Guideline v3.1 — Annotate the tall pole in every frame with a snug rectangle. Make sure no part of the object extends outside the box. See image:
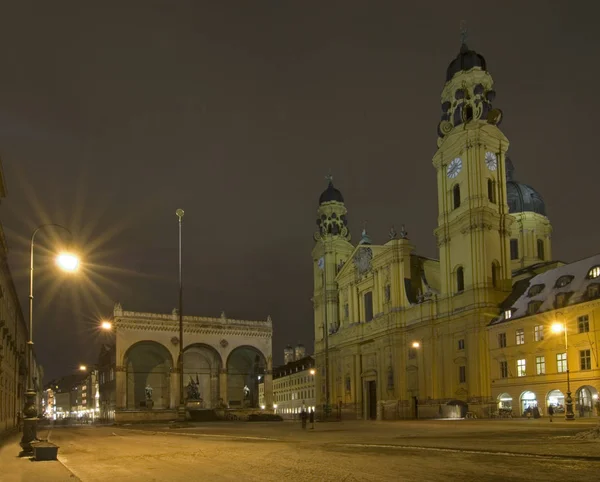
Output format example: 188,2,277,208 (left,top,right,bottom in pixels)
176,209,185,421
20,224,73,454
564,322,574,420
